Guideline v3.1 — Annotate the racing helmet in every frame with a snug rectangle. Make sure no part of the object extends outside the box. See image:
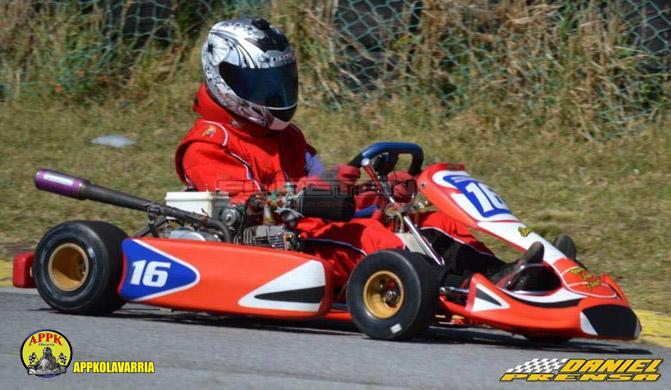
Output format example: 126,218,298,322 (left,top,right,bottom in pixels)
202,18,298,130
